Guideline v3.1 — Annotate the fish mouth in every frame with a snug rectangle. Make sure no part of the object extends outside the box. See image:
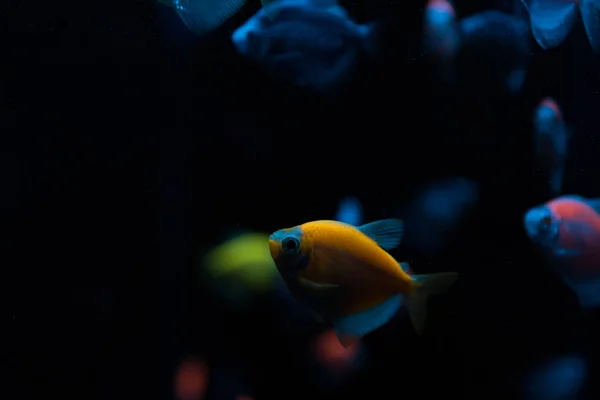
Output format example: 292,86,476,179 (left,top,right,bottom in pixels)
268,239,280,259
